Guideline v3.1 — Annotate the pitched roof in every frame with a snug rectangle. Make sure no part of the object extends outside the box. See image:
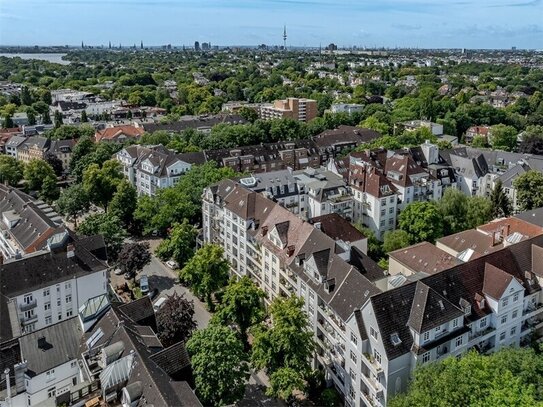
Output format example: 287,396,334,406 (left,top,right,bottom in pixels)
482,263,516,299
389,242,460,275
310,213,365,243
515,207,543,228
19,317,82,376
95,125,144,142
406,281,464,334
